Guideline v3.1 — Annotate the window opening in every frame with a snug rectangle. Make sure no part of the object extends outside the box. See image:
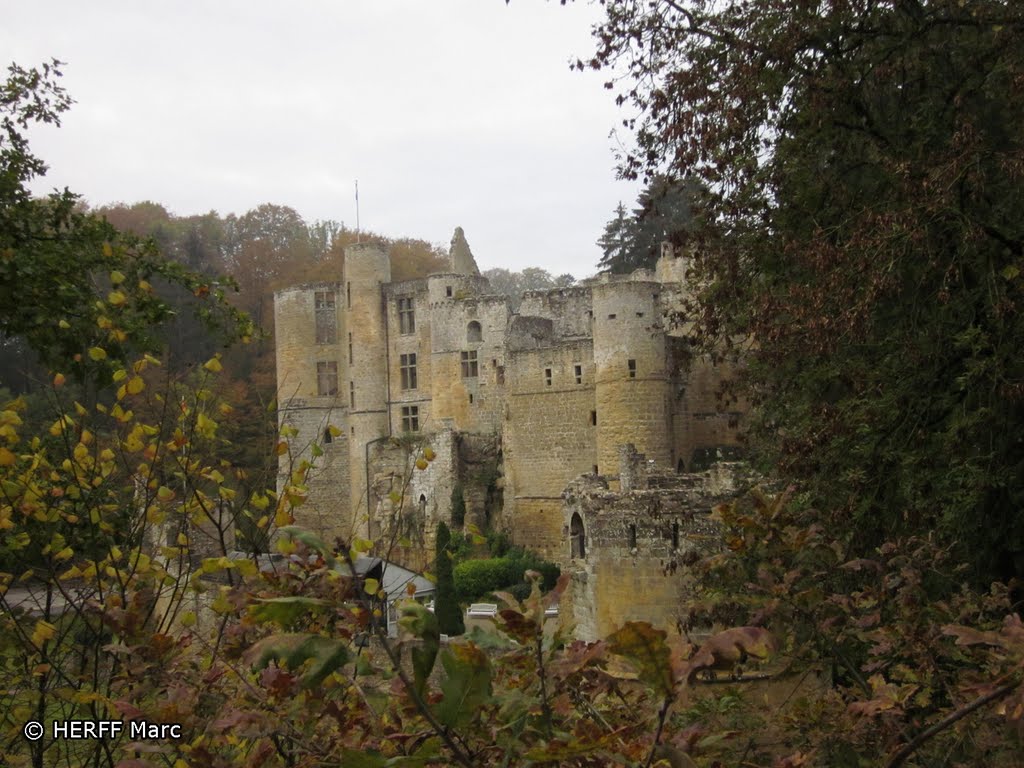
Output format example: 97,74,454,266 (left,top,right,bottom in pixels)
316,361,338,396
400,353,417,390
401,405,420,433
590,410,597,426
544,368,552,386
467,321,482,342
314,291,337,344
398,297,415,335
348,332,353,364
672,521,680,550
461,350,478,378
628,359,637,378
324,428,333,444
445,285,453,297
349,380,355,408
608,313,617,319
570,512,586,559
628,523,637,550
346,282,351,306
469,393,474,404
574,364,582,384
